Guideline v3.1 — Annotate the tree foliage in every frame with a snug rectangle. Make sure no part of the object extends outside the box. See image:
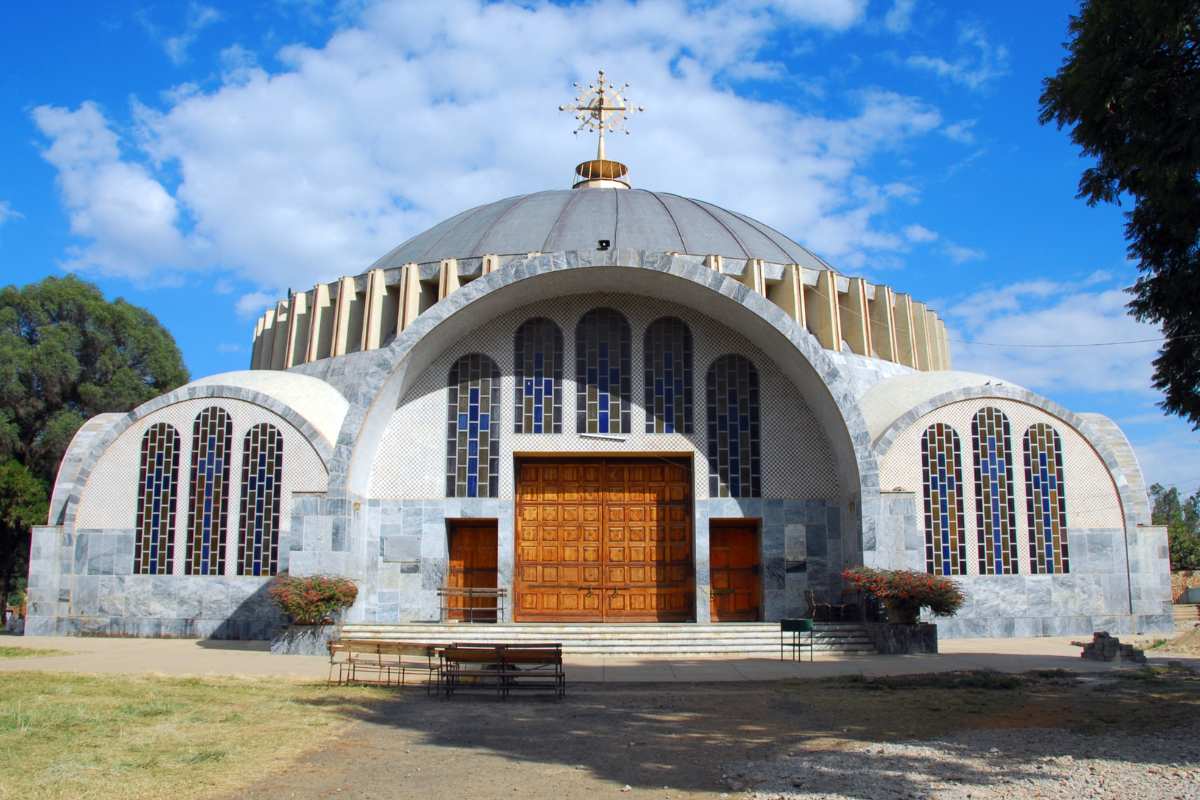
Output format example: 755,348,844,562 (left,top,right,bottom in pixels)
1150,482,1200,570
1039,1,1200,427
0,276,188,615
